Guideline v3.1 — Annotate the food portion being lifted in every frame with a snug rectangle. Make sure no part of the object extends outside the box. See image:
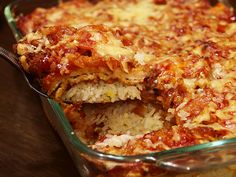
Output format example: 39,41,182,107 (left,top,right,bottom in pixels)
17,25,149,103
